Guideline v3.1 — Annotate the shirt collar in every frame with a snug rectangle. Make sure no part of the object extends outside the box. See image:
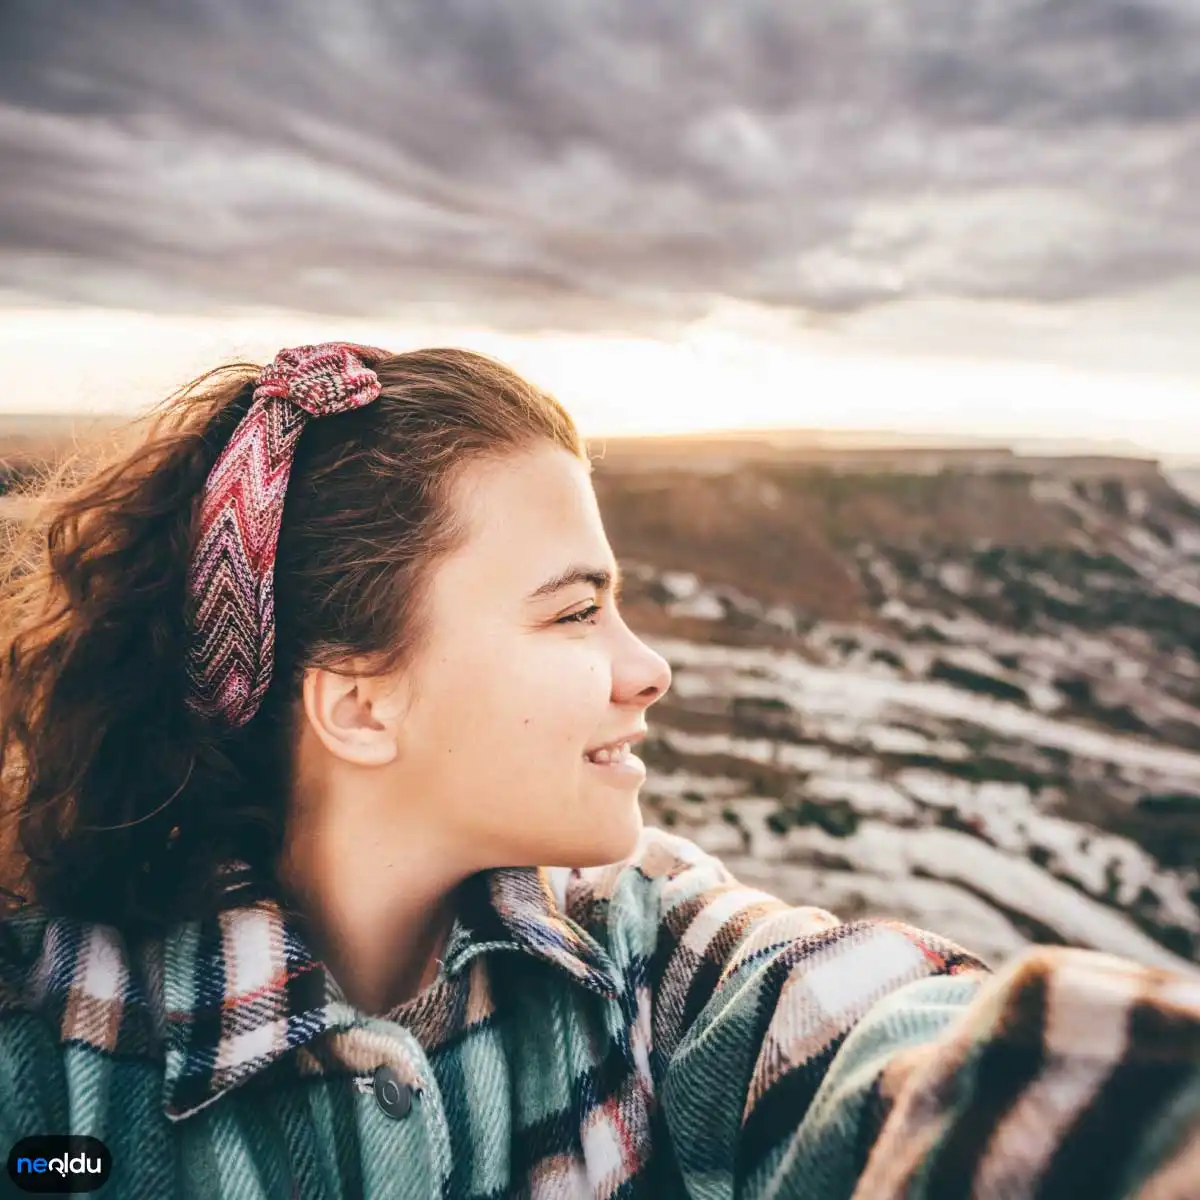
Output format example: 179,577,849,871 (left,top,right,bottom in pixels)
442,864,620,992
157,860,620,1120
